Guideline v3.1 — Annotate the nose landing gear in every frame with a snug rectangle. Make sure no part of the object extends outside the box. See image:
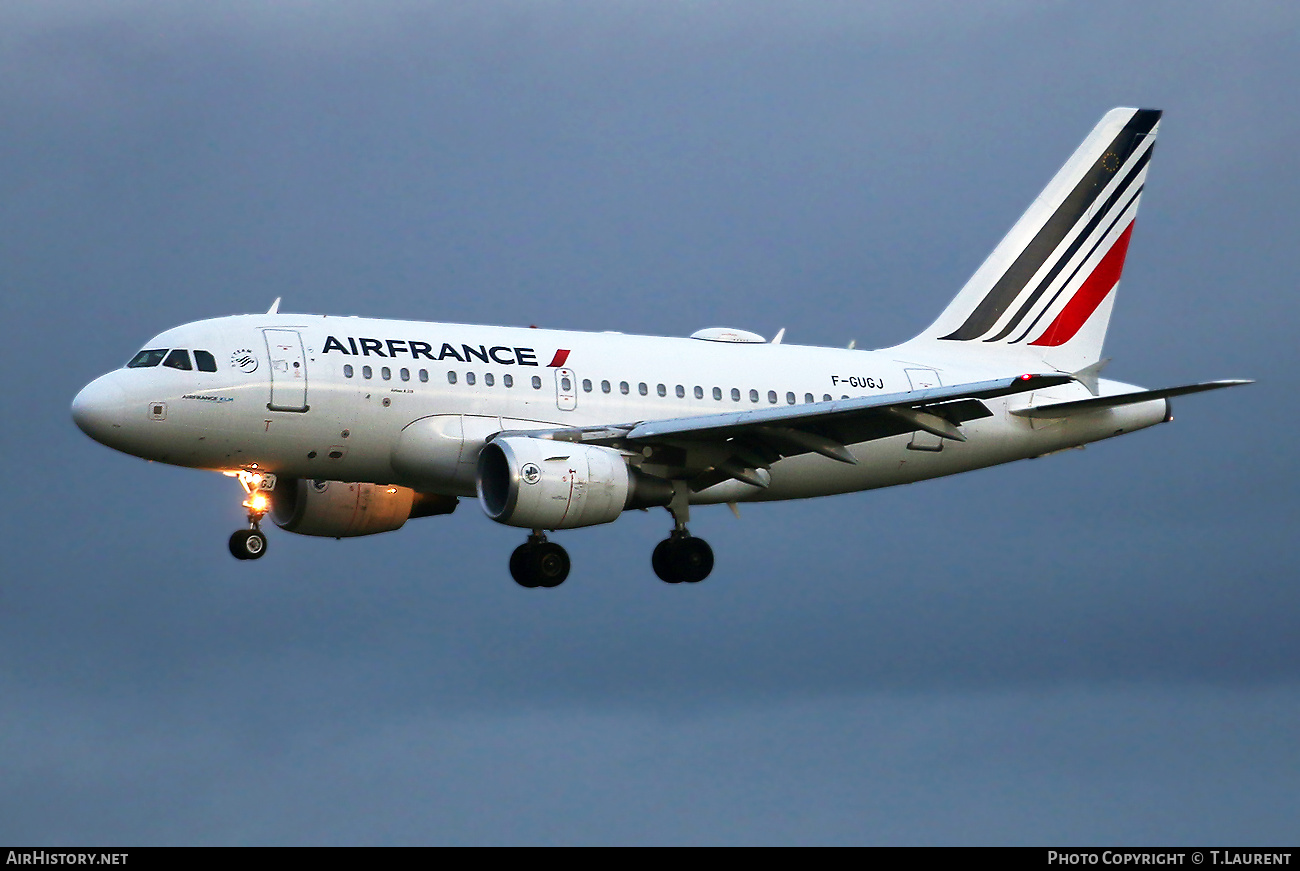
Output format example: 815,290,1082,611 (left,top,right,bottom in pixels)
227,470,274,561
229,527,267,560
